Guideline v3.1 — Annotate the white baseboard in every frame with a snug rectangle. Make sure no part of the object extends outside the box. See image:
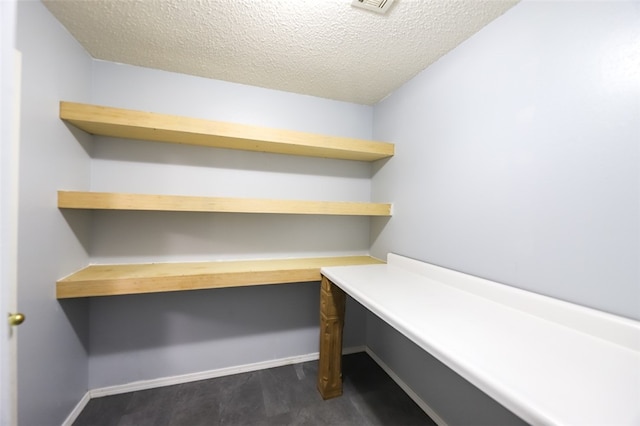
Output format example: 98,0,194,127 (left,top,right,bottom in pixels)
86,345,366,400
61,391,91,426
92,353,307,398
365,347,447,426
62,350,342,425
62,345,442,426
